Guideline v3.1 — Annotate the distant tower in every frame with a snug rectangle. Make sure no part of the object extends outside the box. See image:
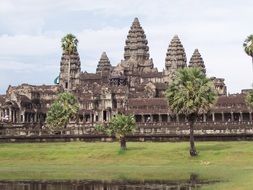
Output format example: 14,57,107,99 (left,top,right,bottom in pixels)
59,53,81,91
189,49,206,74
164,35,187,83
96,52,112,75
59,34,81,91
